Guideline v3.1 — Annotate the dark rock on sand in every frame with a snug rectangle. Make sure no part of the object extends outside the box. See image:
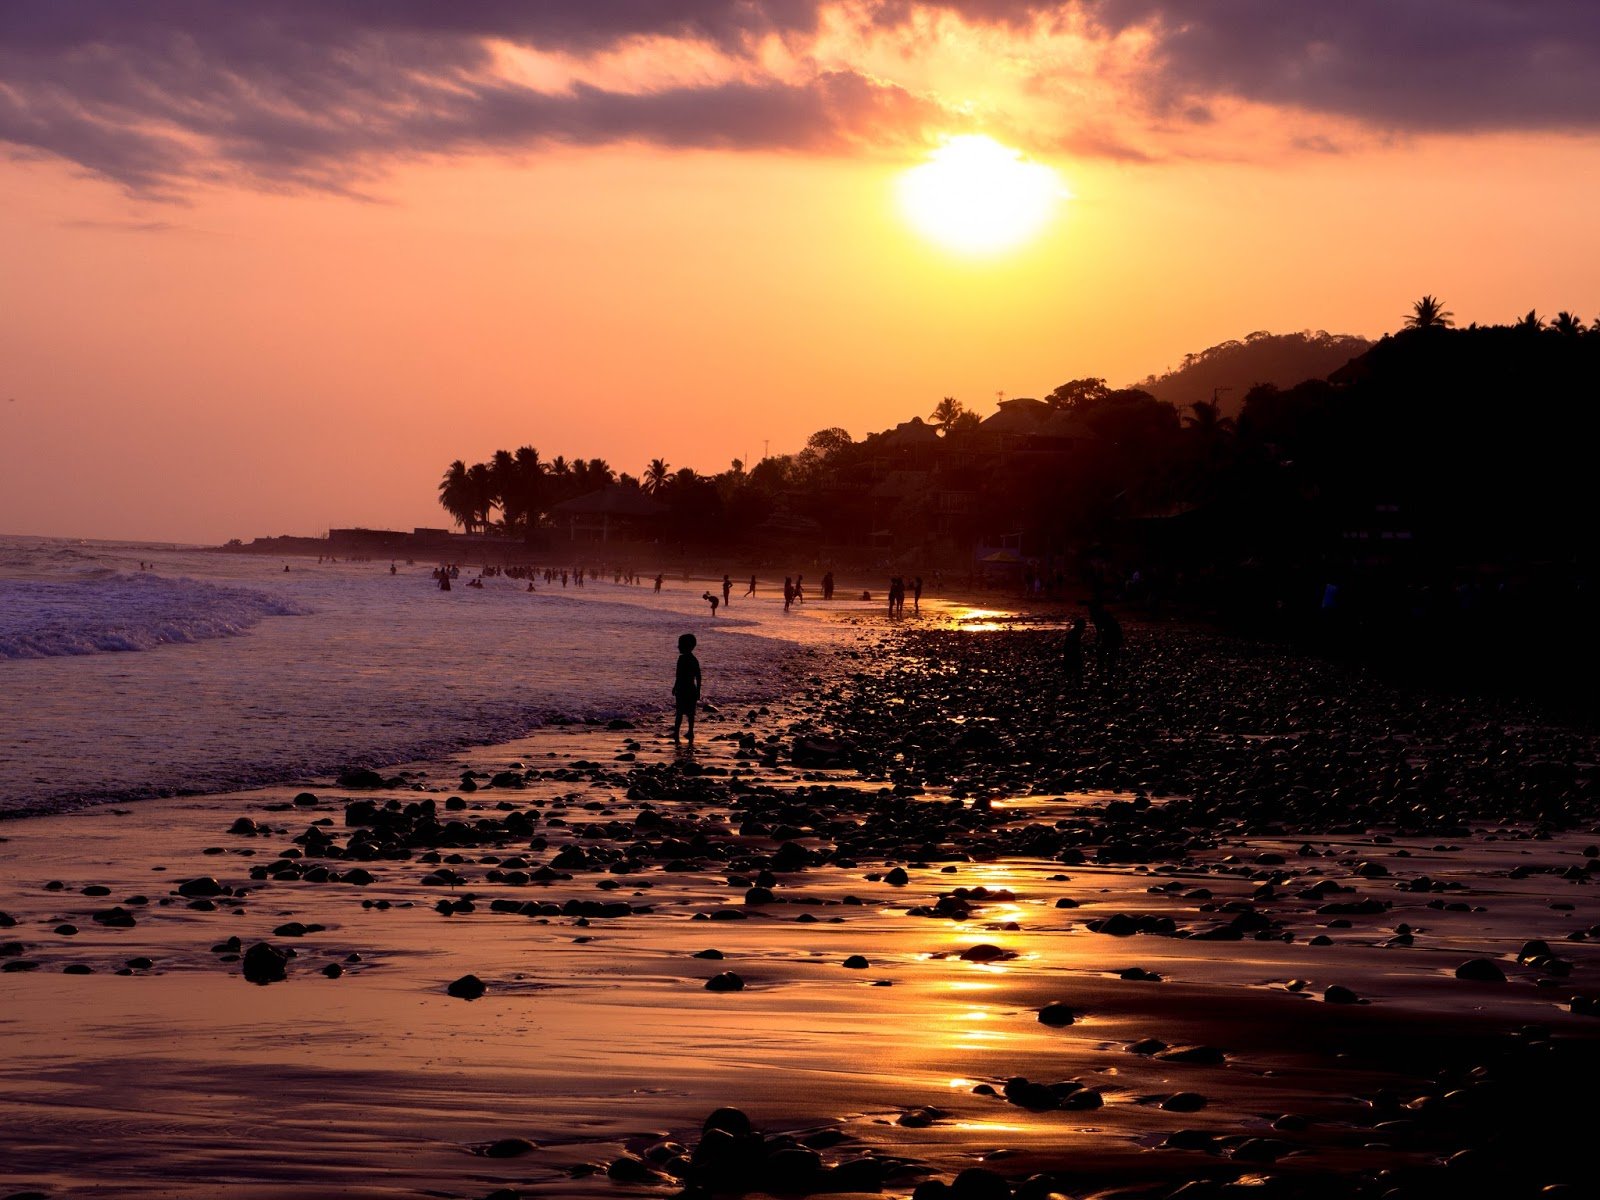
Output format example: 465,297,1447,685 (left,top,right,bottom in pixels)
447,974,487,1000
482,1137,537,1158
842,955,870,969
1324,984,1363,1004
92,907,136,928
1036,1002,1077,1027
242,941,289,985
705,972,745,992
1456,957,1508,983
